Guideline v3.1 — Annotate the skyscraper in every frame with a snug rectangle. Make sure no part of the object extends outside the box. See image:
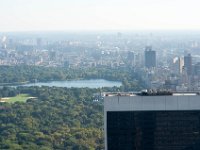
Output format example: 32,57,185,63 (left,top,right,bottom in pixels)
104,92,200,150
172,57,184,74
144,46,156,68
184,54,192,76
127,51,135,67
194,62,200,76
